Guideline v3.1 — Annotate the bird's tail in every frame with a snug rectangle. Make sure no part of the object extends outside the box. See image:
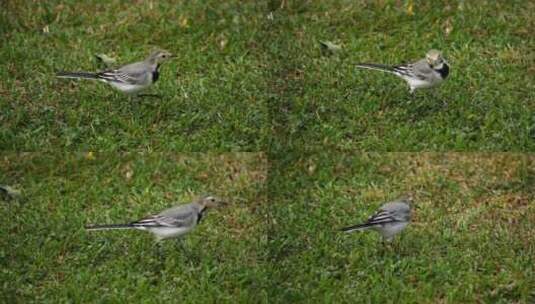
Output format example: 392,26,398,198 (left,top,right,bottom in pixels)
56,71,99,80
85,223,134,231
355,63,396,74
340,222,378,233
